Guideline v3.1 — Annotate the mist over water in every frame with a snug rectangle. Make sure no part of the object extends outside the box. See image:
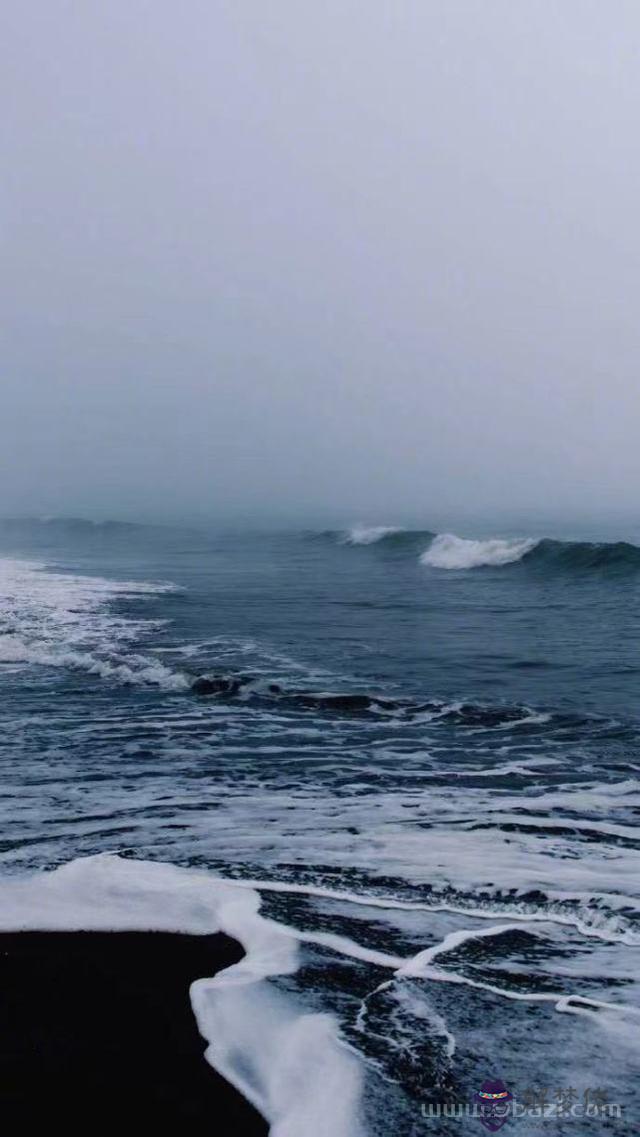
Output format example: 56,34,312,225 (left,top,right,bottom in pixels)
3,2,640,523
